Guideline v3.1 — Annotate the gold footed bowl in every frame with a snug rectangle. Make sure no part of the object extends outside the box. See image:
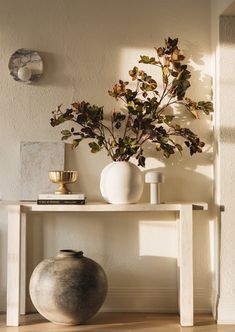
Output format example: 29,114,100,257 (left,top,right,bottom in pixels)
48,171,78,195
